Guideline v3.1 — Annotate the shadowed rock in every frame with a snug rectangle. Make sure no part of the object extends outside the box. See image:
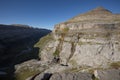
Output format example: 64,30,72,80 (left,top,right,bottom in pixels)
0,24,51,80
